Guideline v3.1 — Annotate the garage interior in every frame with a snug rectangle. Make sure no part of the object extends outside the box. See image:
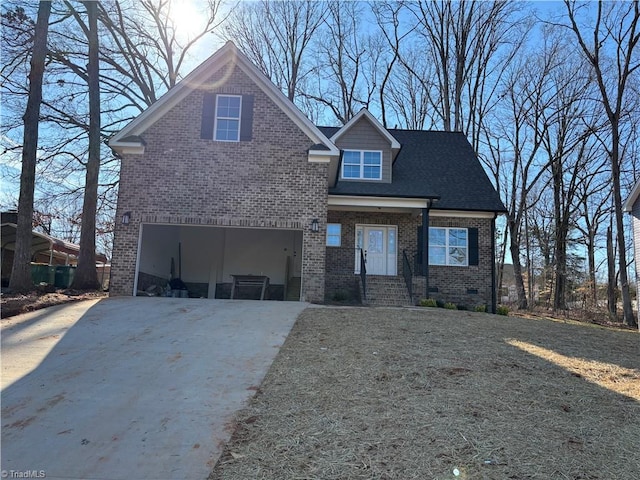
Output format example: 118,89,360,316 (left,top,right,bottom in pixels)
136,224,303,300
